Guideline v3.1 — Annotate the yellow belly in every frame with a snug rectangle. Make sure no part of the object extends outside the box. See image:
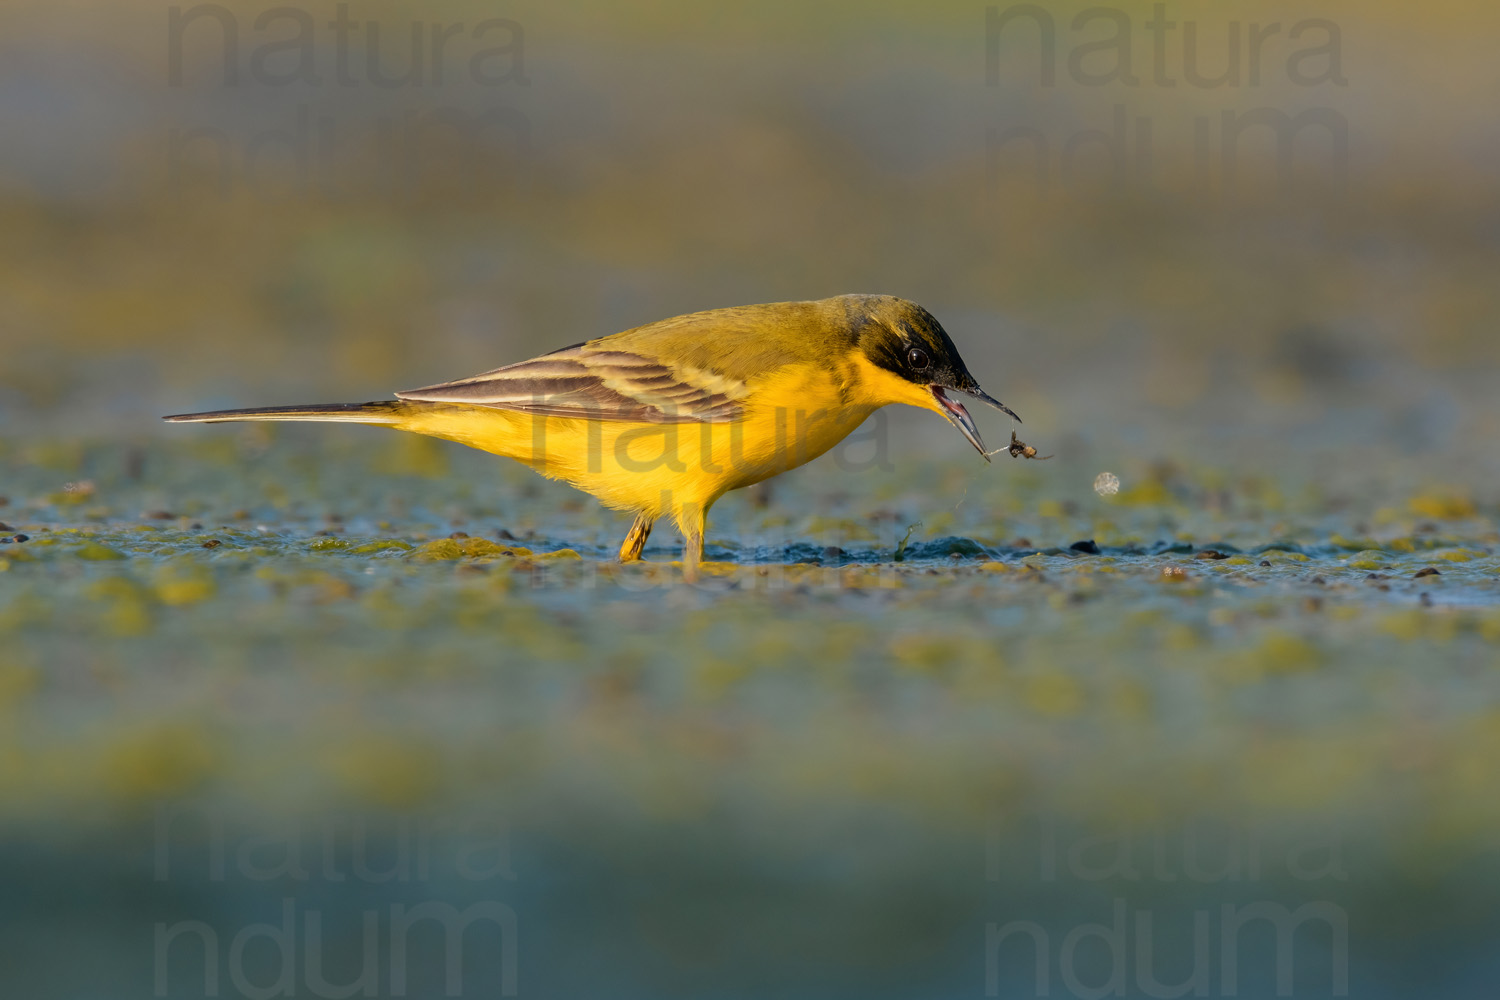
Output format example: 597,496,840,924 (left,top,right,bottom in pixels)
397,363,875,517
